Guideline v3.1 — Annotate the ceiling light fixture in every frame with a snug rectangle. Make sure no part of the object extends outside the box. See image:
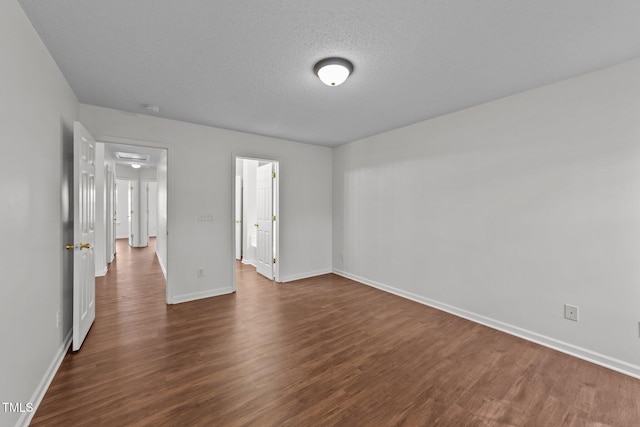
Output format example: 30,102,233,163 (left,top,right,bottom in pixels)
131,163,142,169
314,58,353,86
